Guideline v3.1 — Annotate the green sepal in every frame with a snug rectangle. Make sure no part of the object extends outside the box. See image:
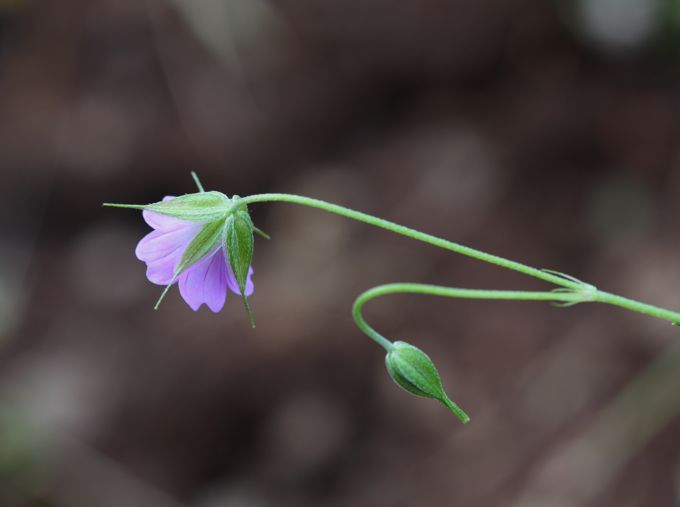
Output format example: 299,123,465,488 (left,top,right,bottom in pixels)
154,219,224,310
224,200,255,327
177,220,224,274
143,191,230,222
385,341,470,424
